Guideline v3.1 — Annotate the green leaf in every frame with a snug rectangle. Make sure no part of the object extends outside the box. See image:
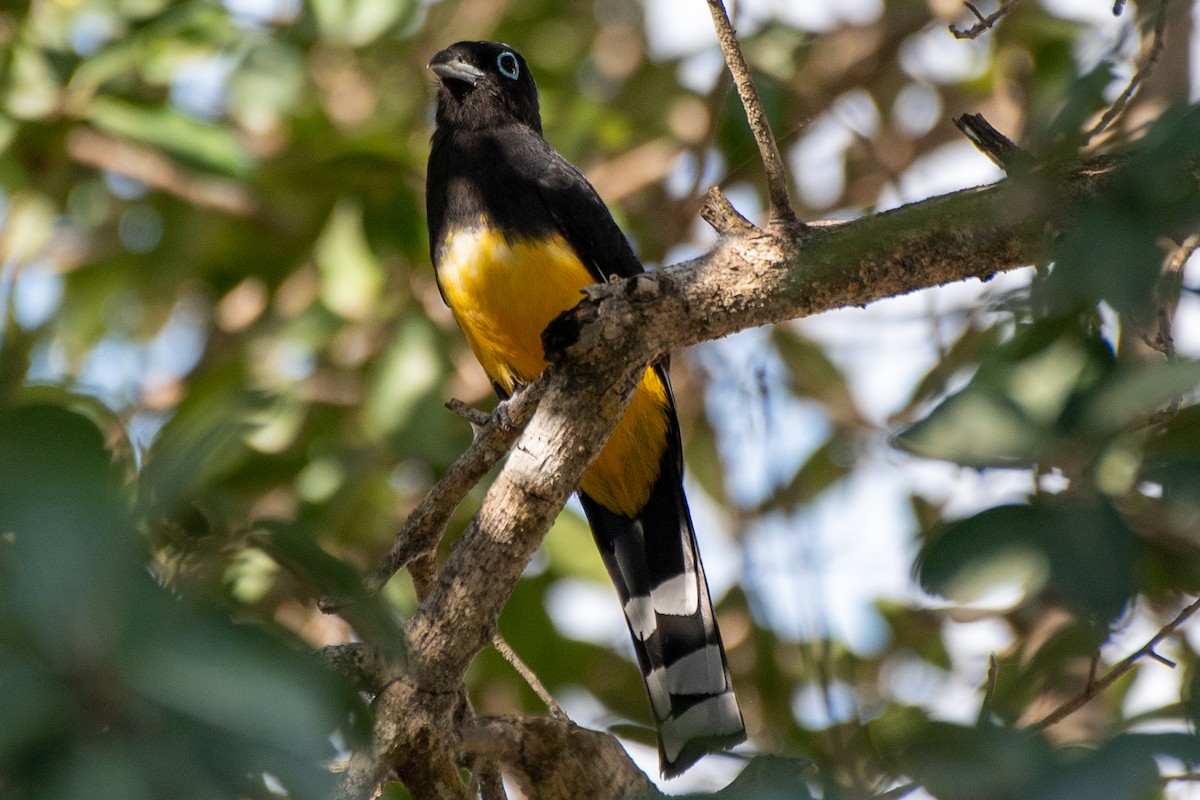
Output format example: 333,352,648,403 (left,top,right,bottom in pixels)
316,199,385,320
896,317,1122,467
0,402,133,642
543,507,610,584
894,387,1046,467
1185,667,1200,730
85,96,252,176
686,754,814,800
1027,736,1160,800
1044,106,1200,318
903,322,1006,418
685,414,731,509
771,326,856,413
1040,61,1115,160
876,602,952,670
310,0,418,45
917,498,1138,620
1078,360,1200,436
890,722,1053,800
756,434,853,512
363,317,446,438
